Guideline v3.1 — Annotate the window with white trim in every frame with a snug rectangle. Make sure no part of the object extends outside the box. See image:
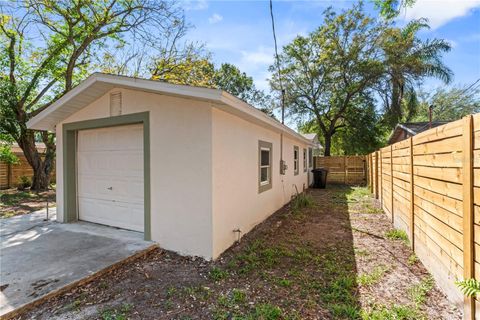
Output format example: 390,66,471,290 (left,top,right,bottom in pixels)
303,148,307,172
294,146,299,176
259,141,272,193
308,148,313,168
